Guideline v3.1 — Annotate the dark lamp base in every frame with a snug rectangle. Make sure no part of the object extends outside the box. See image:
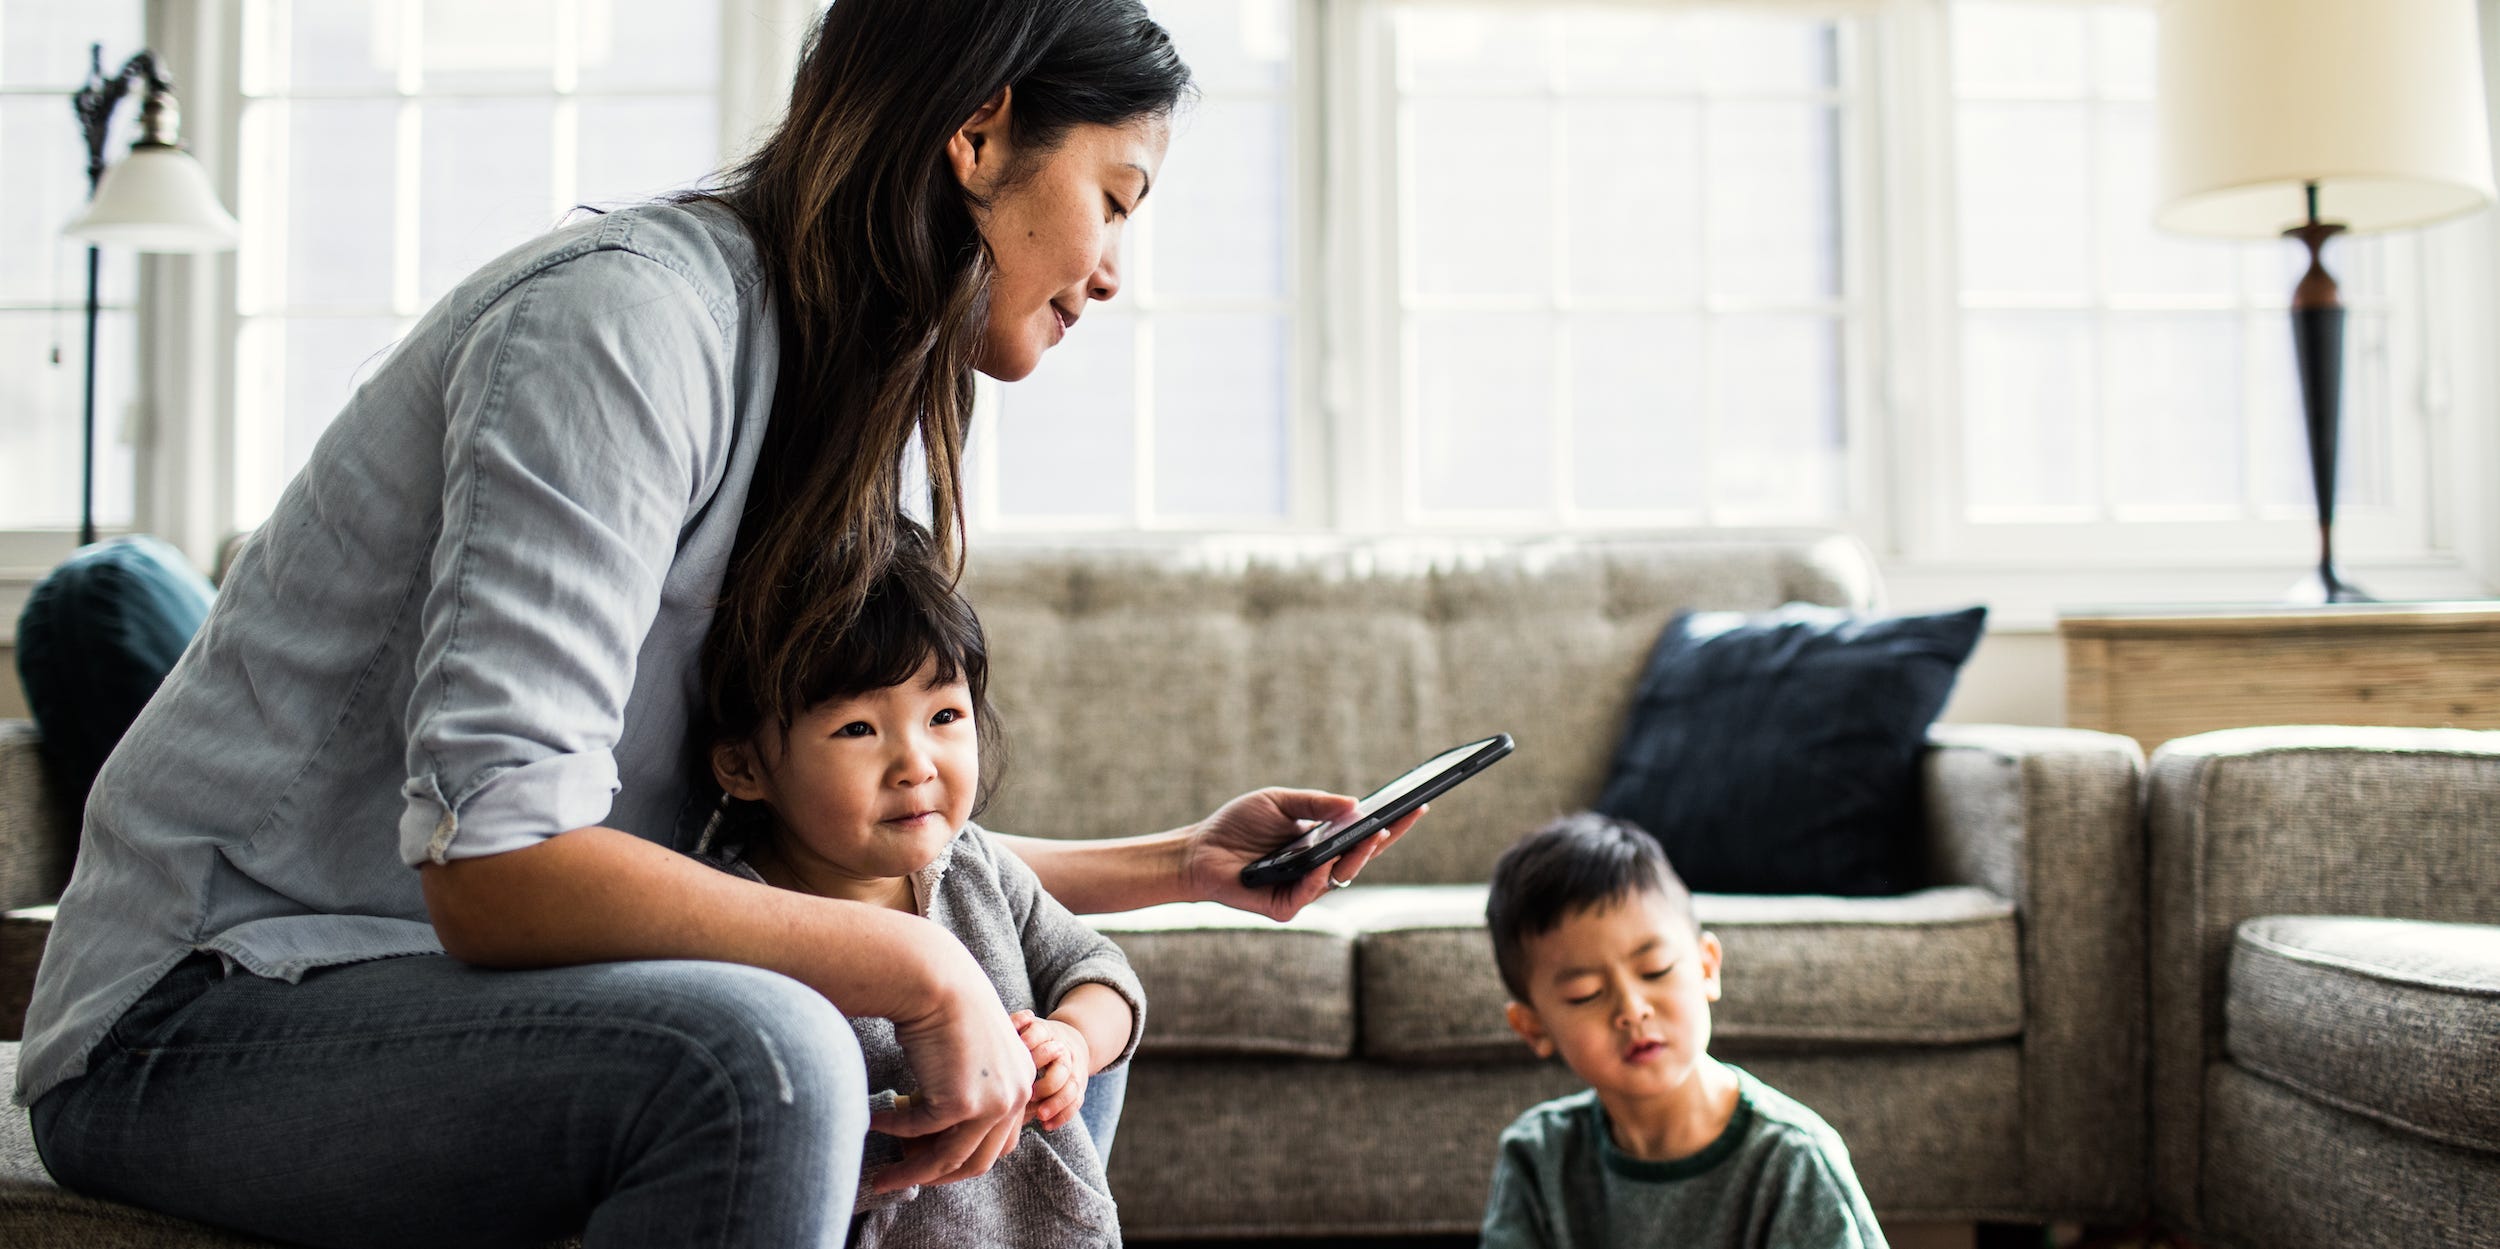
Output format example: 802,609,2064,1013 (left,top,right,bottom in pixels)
2287,568,2375,605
